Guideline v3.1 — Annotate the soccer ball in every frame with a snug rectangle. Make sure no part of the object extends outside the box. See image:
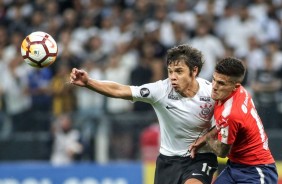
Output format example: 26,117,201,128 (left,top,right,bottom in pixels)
21,31,58,68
